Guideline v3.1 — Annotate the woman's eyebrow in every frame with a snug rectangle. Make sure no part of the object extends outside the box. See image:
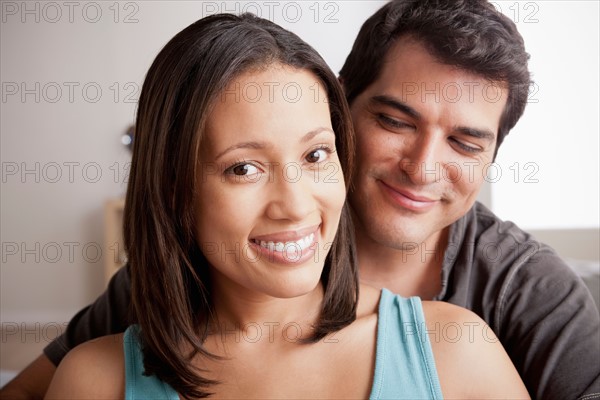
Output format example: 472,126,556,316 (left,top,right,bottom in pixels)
301,127,335,143
215,127,334,161
215,141,271,161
